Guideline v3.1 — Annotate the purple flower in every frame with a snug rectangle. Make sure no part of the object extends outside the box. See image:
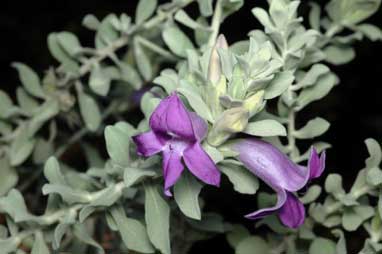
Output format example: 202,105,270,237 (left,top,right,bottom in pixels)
133,93,221,196
233,138,325,228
